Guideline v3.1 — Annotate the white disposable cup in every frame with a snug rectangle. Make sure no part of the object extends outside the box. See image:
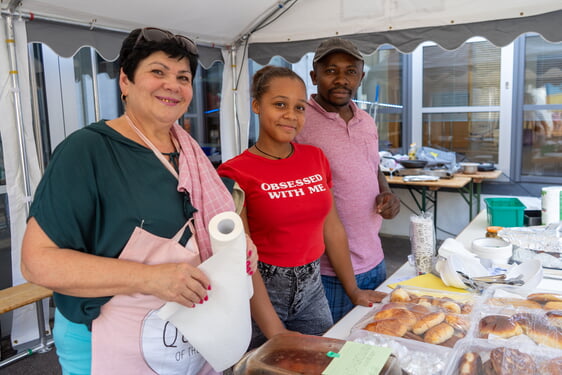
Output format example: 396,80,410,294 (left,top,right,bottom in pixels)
541,186,562,225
